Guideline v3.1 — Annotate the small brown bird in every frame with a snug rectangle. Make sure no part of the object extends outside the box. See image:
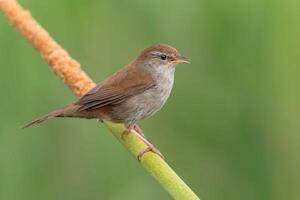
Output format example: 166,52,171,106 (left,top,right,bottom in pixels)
24,44,189,158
